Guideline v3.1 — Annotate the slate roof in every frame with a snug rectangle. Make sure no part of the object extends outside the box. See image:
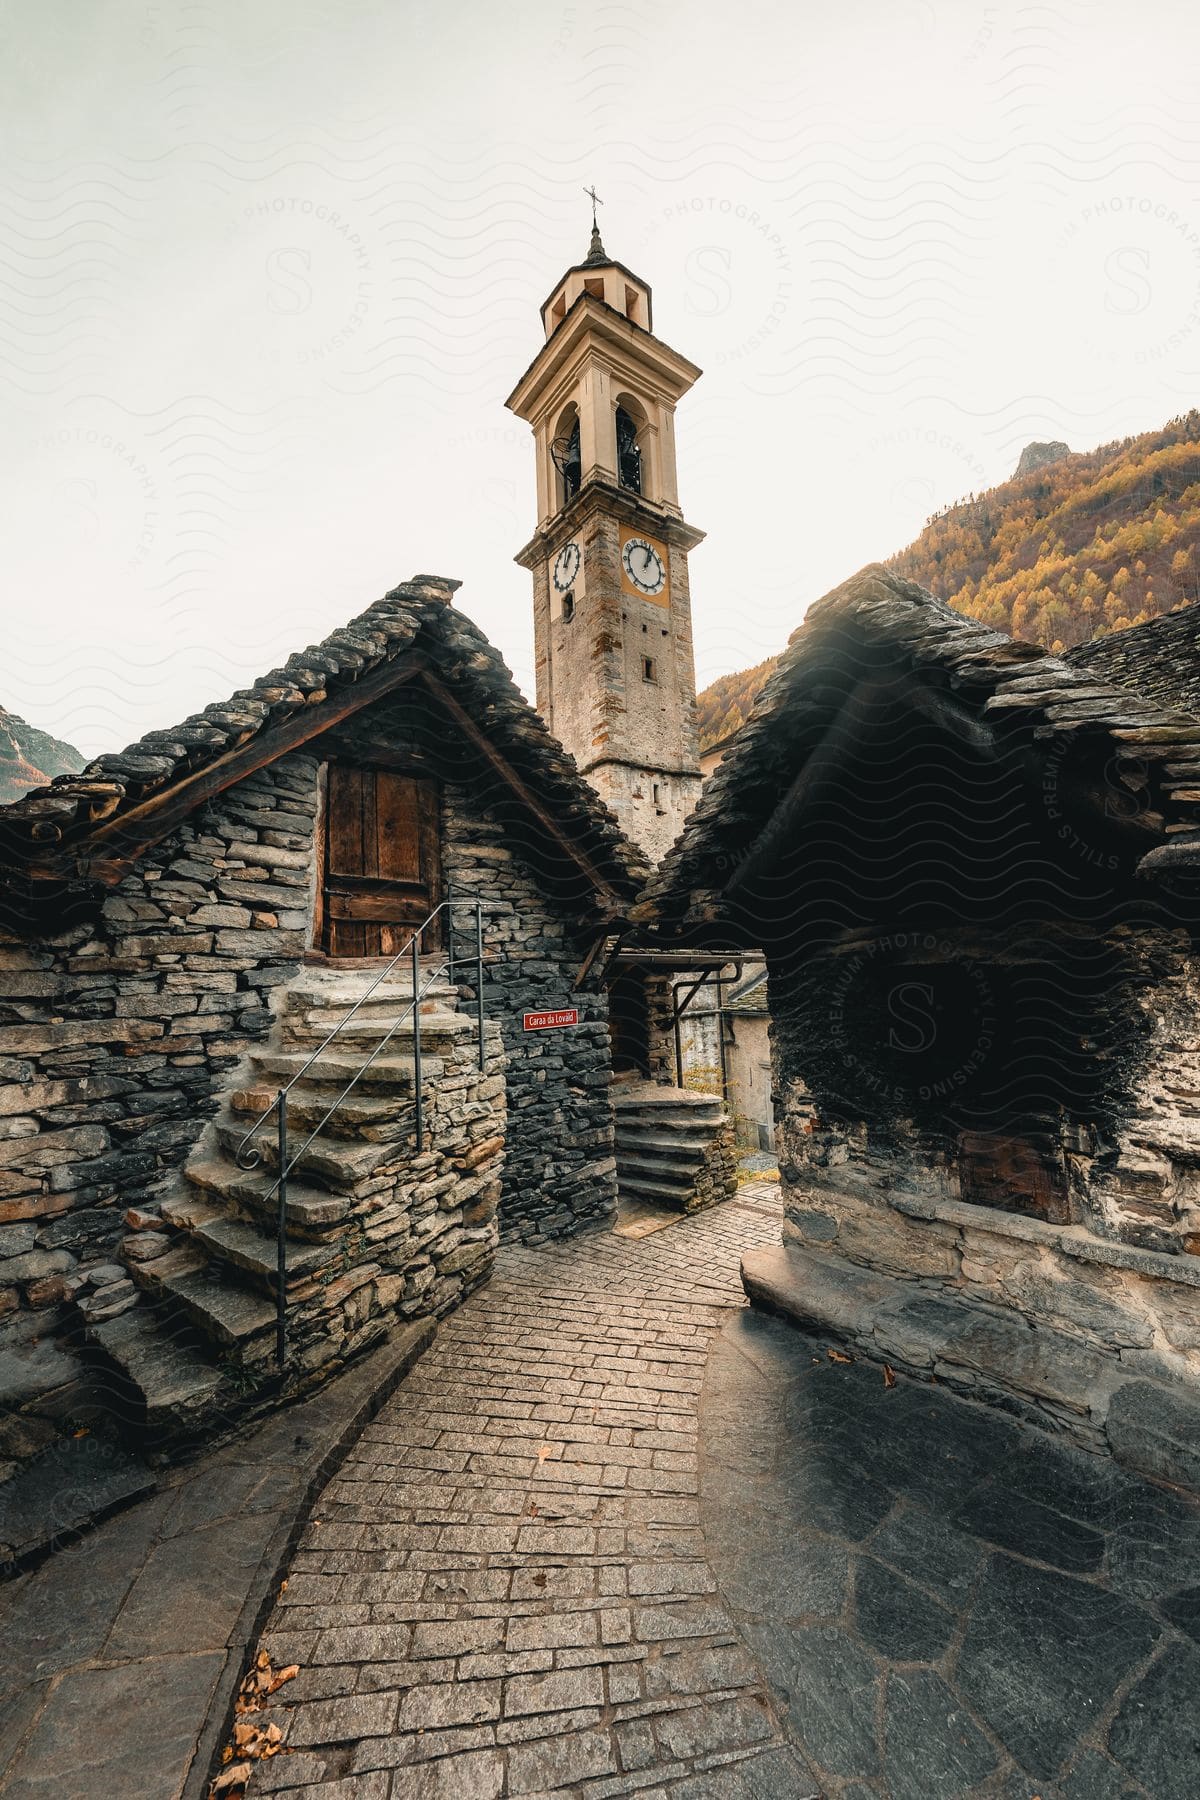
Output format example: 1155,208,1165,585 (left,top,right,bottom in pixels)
1068,601,1200,716
635,564,1200,935
0,574,651,907
722,966,769,1015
